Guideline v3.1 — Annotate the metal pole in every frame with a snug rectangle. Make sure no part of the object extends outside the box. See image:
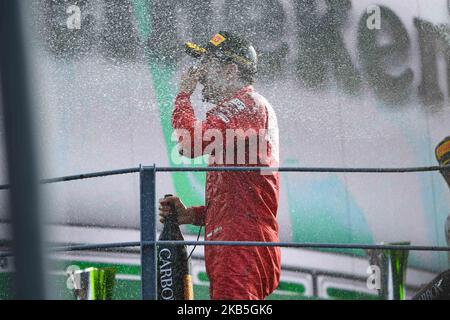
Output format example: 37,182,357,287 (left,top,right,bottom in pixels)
0,1,46,299
140,165,157,300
